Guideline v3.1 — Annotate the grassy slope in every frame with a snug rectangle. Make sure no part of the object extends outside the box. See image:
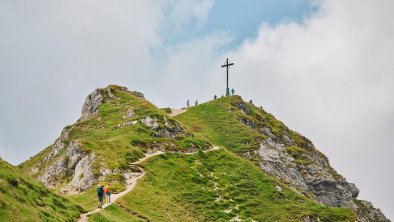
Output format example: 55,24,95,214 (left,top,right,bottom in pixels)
19,86,211,211
90,150,355,221
176,96,265,154
175,96,339,171
21,86,211,173
0,159,82,222
175,96,307,154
